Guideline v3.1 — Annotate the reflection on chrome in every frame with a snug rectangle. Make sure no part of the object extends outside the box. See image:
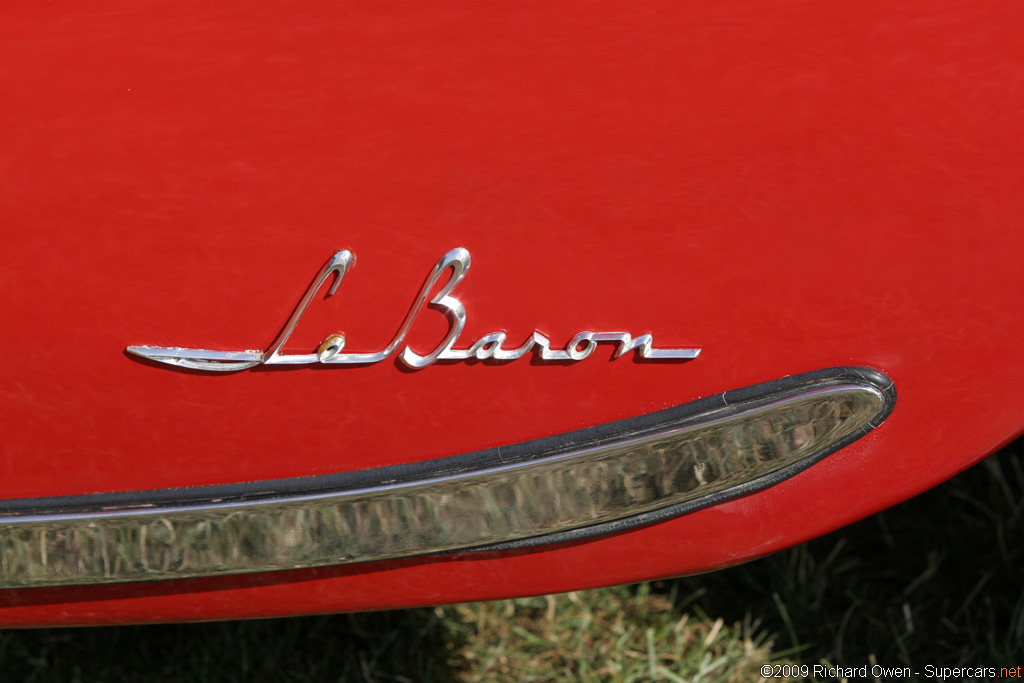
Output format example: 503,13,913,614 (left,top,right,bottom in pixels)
126,248,701,371
0,370,893,588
